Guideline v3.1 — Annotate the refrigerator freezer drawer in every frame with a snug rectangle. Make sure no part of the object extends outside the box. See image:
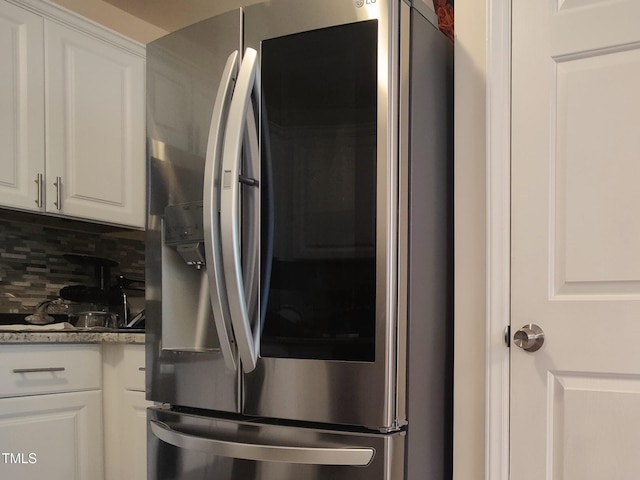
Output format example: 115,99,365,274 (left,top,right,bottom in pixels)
148,407,405,480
